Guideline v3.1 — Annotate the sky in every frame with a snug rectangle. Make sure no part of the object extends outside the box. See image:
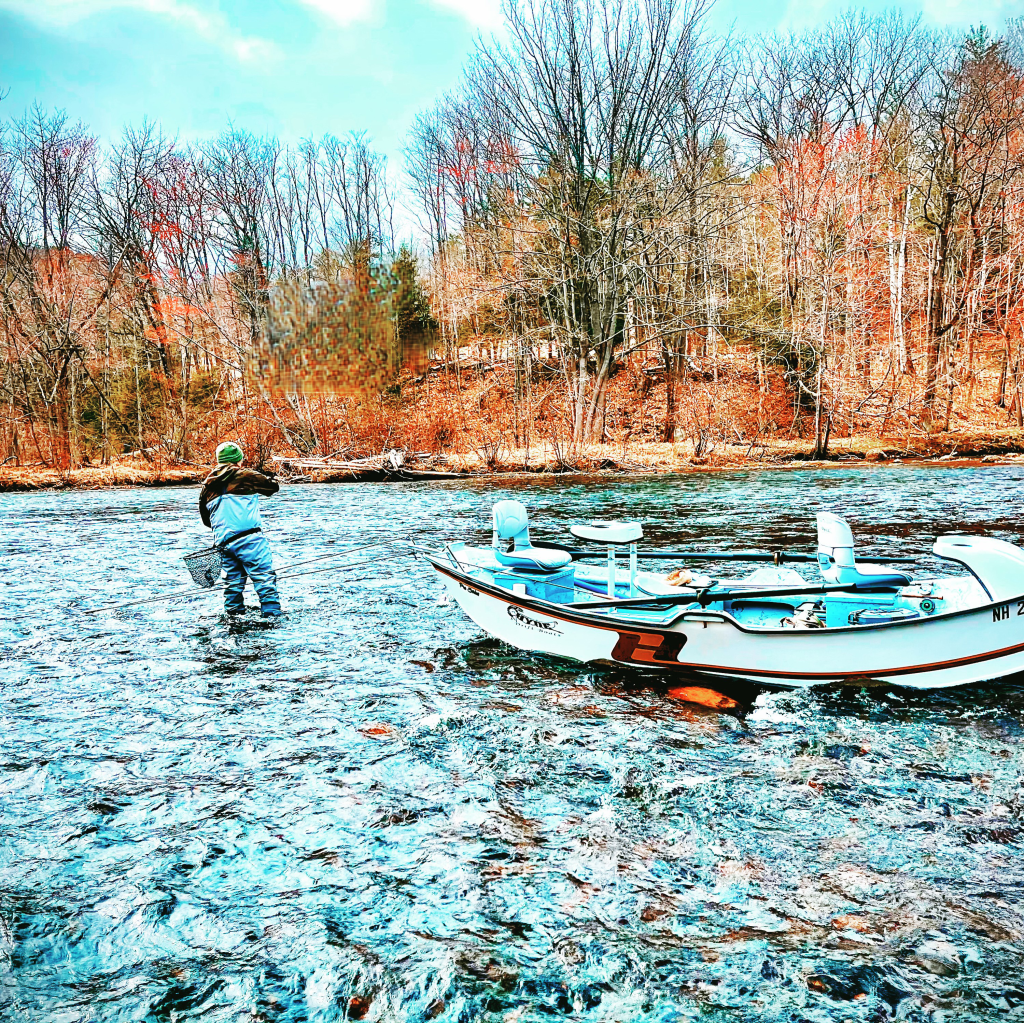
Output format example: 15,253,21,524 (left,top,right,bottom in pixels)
0,0,1017,229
